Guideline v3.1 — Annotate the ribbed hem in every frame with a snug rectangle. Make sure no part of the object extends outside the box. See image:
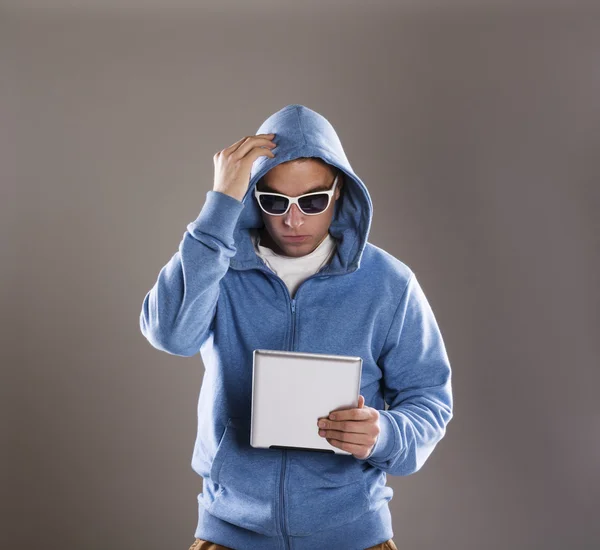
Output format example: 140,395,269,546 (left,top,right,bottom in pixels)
194,500,393,550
